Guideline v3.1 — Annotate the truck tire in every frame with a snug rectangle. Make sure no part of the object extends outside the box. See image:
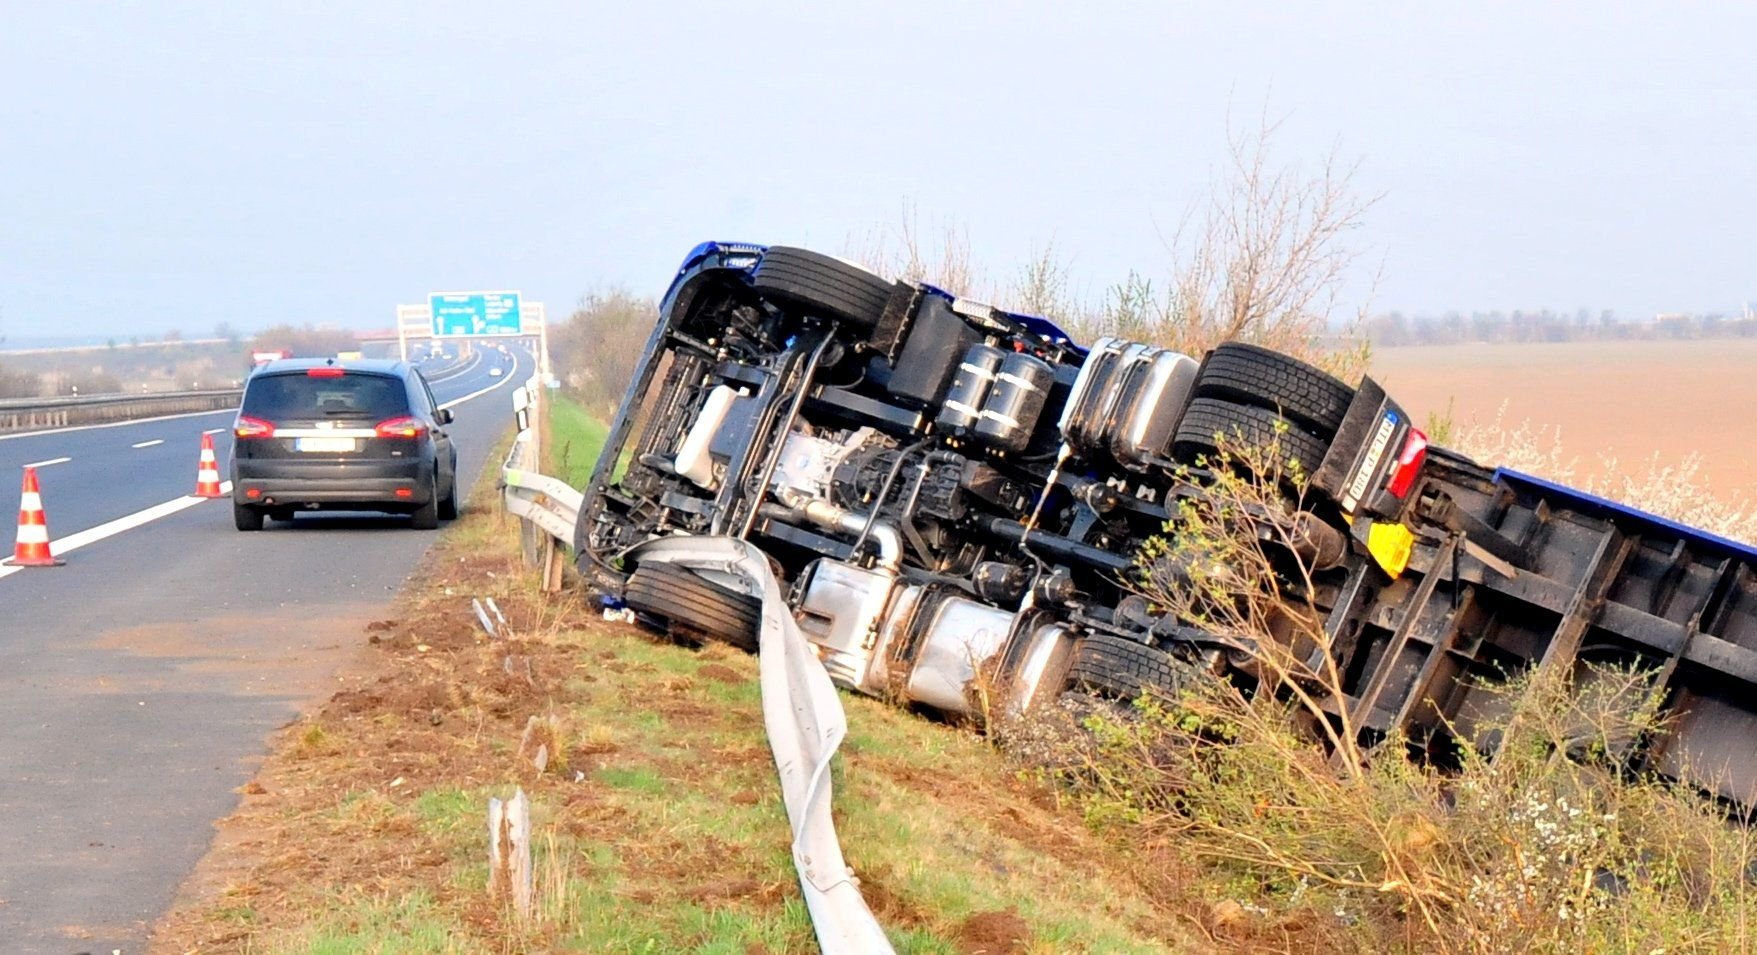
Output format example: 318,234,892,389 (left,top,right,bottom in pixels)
1172,397,1329,478
1066,633,1196,701
624,562,760,653
751,246,896,331
1193,343,1355,436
